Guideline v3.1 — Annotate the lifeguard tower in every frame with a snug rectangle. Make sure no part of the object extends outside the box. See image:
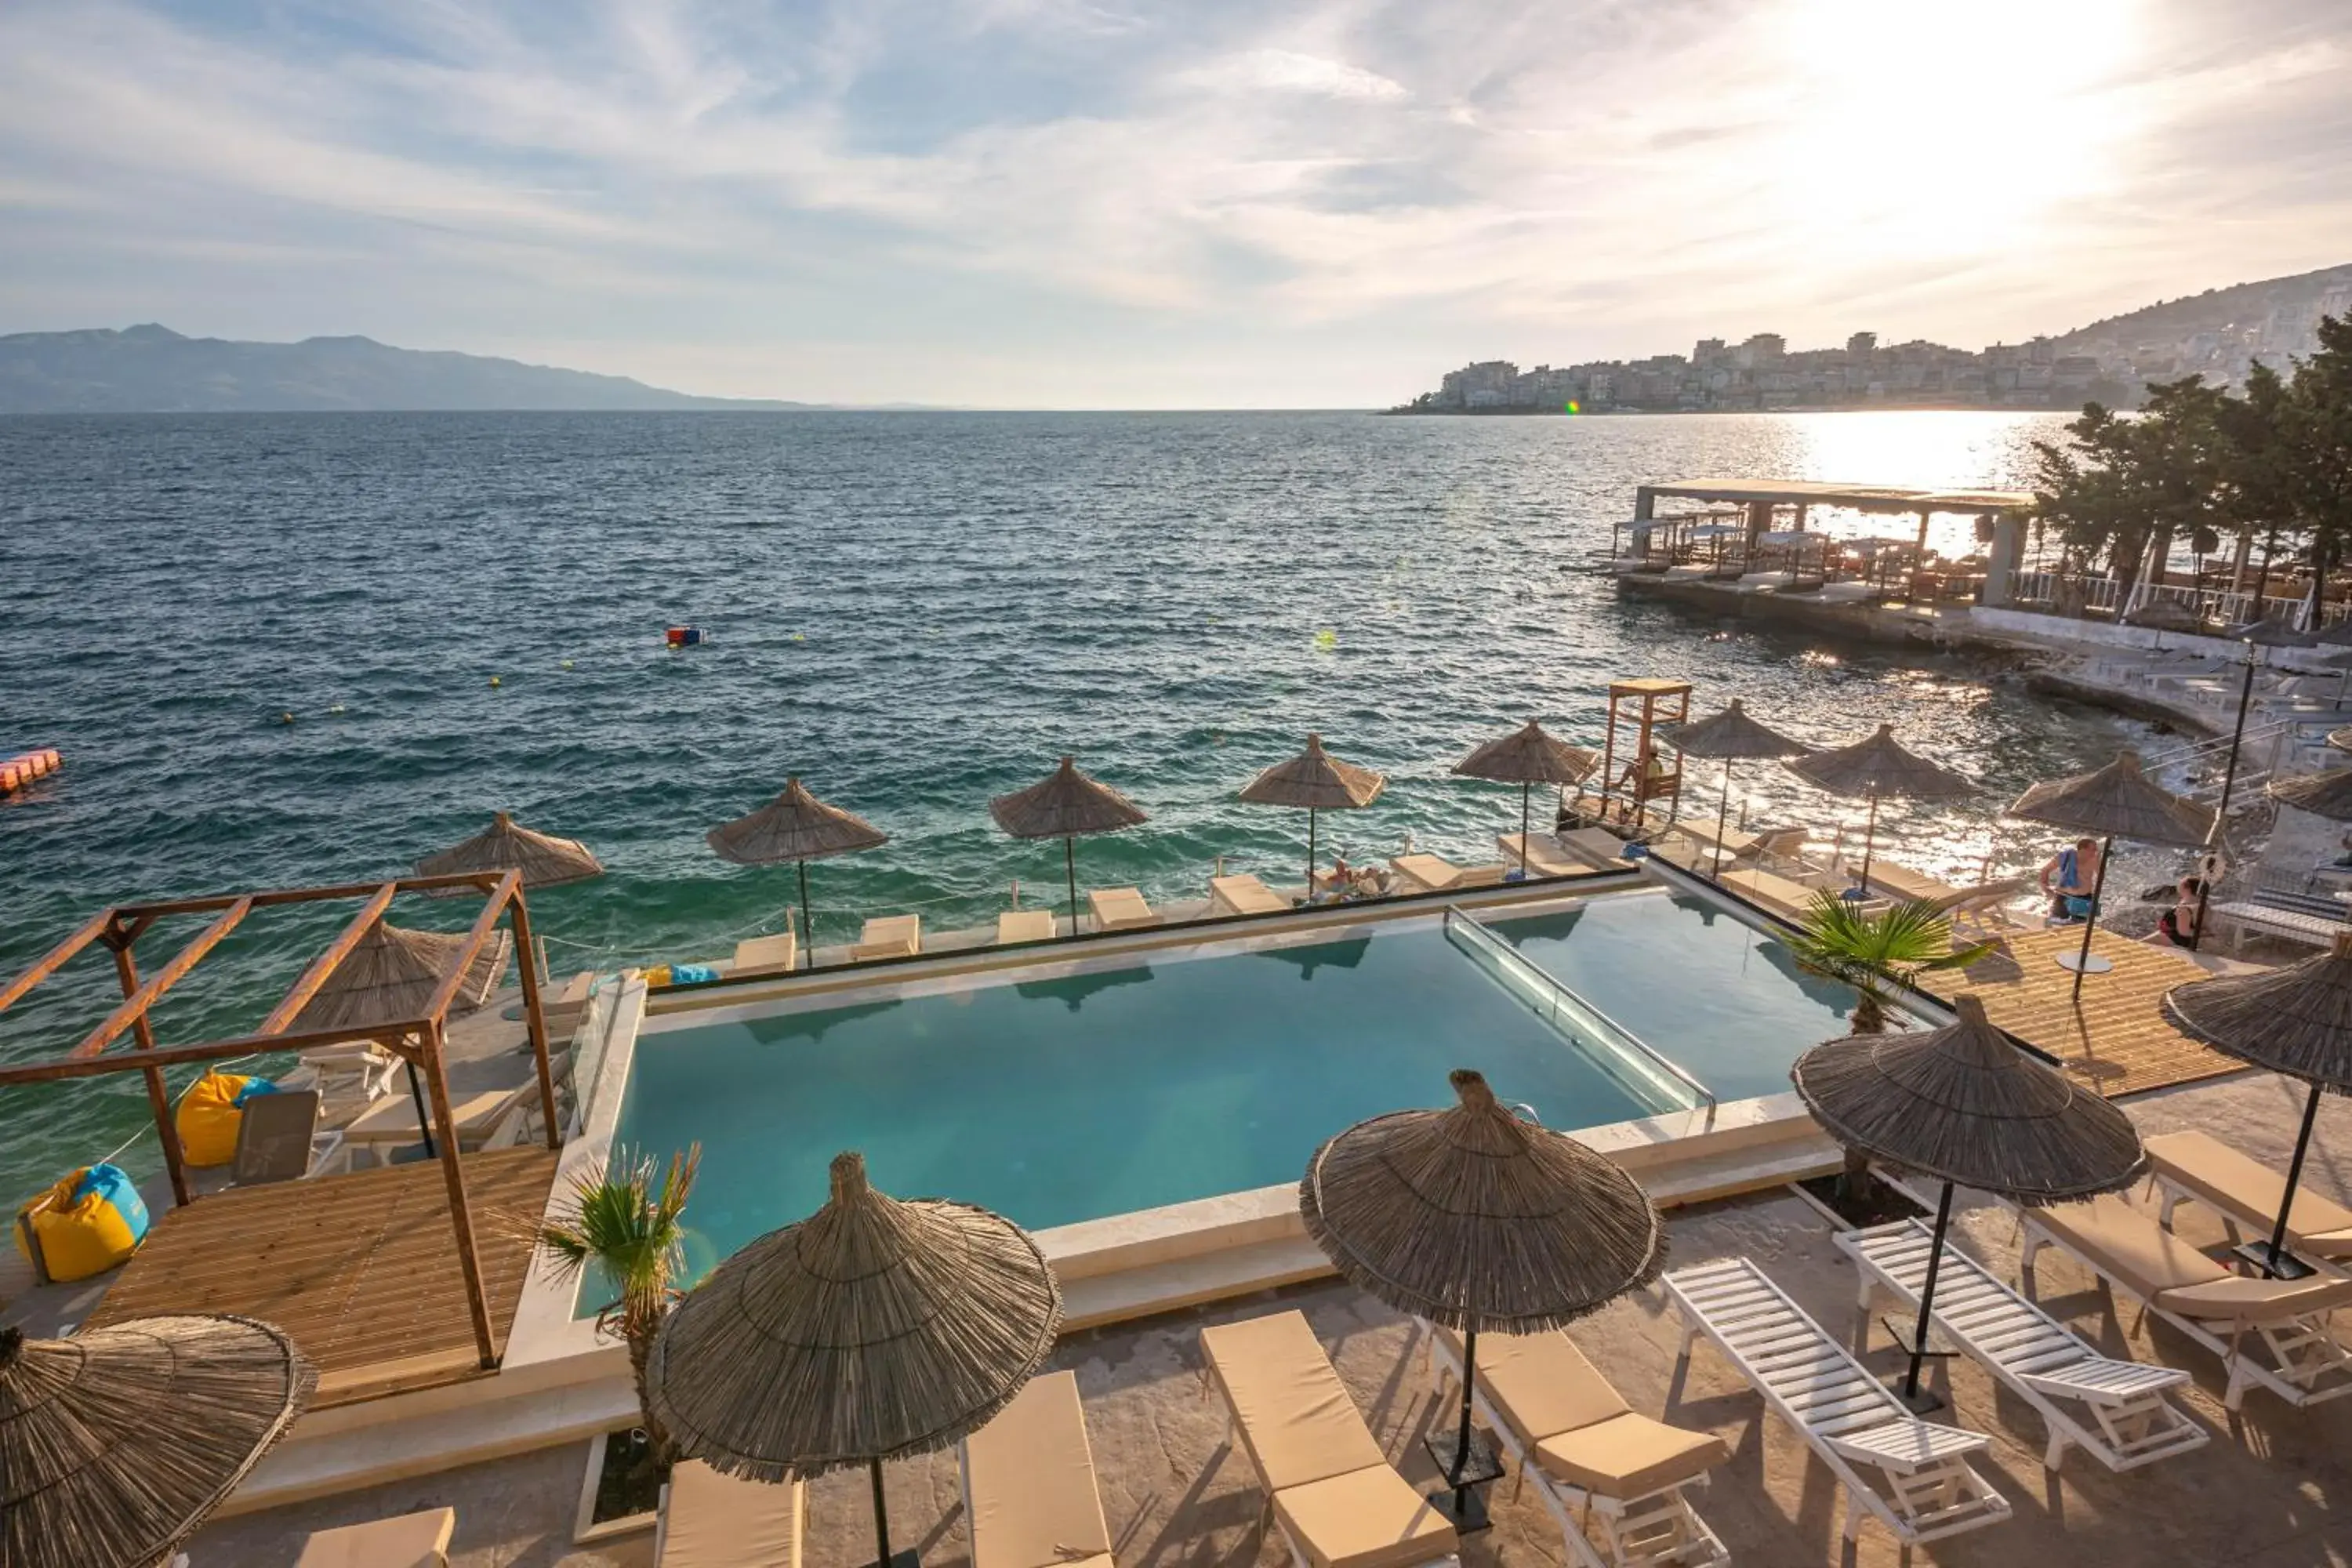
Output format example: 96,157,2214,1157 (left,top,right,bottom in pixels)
1598,678,1690,828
